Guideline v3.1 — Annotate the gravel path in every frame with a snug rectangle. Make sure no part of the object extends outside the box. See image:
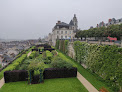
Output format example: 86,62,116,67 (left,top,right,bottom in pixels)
27,51,32,57
0,78,4,88
77,72,98,92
